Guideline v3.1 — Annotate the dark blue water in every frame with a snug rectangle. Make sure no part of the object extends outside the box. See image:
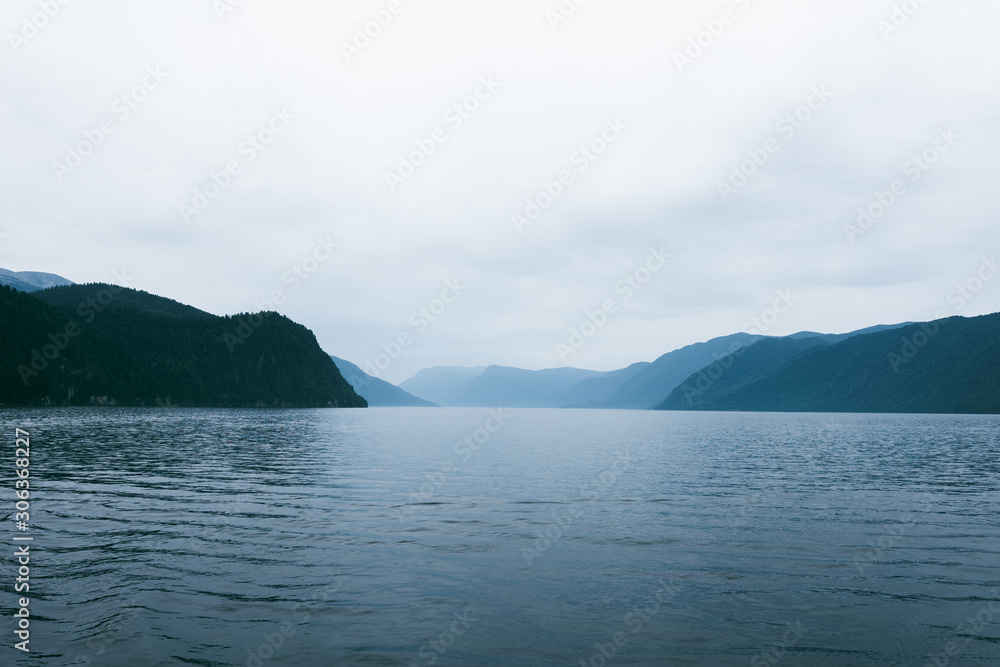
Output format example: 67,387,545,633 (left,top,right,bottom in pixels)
1,408,999,666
